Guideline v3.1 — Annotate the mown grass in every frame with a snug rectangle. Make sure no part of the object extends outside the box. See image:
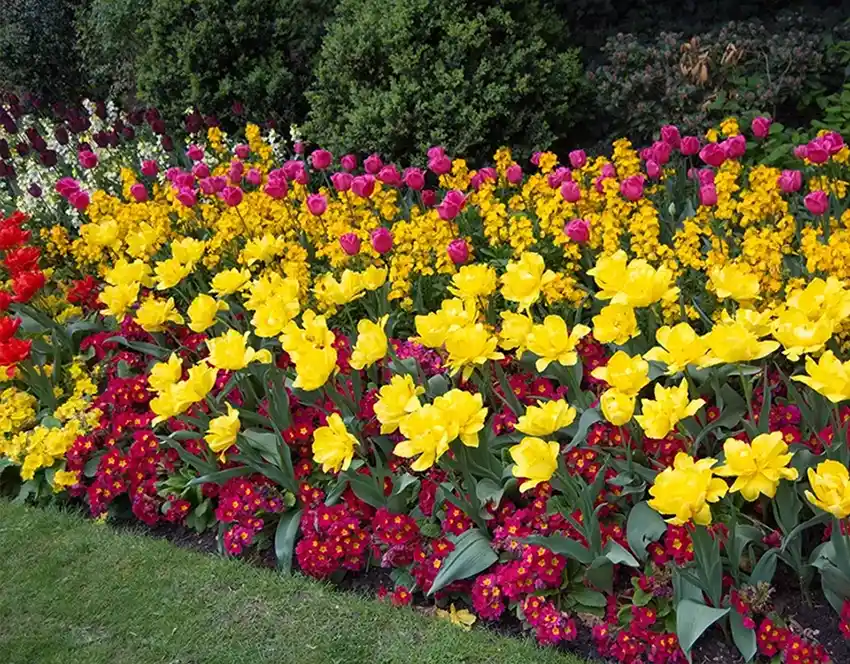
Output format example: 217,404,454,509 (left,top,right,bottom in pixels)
0,502,586,664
